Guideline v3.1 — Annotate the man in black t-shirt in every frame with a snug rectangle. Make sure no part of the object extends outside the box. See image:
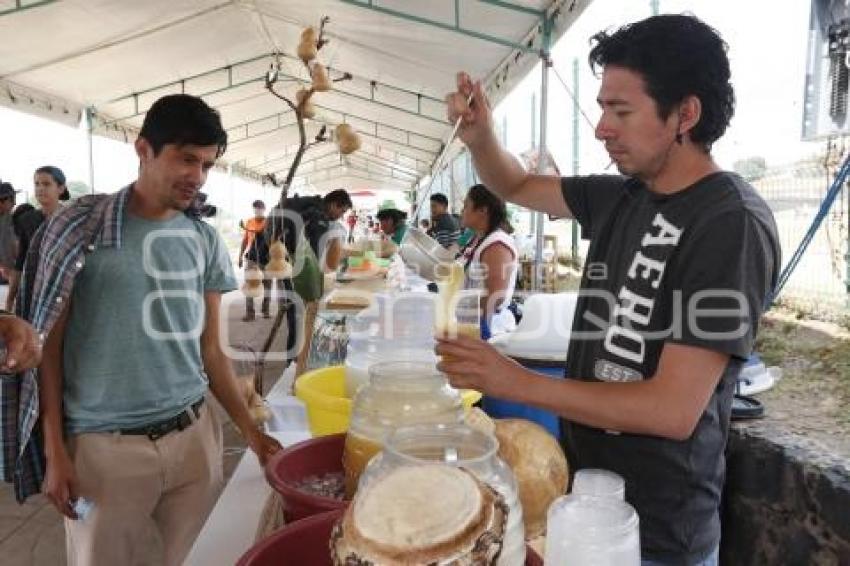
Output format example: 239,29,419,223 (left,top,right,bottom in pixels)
264,189,352,366
438,15,780,566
